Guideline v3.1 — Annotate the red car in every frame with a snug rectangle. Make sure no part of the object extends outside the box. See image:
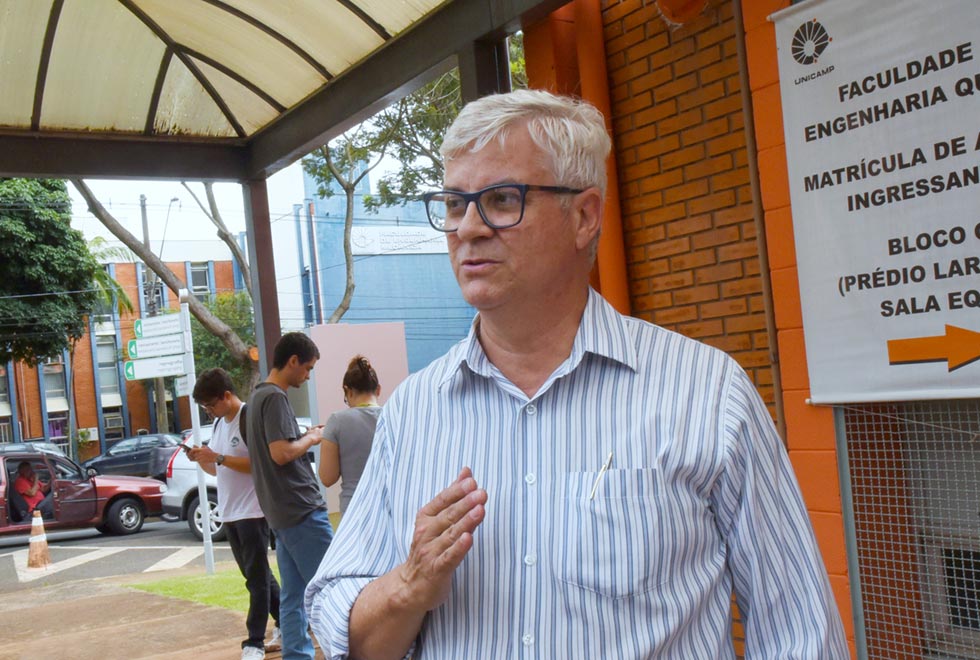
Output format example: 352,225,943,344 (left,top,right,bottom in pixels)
1,445,166,536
